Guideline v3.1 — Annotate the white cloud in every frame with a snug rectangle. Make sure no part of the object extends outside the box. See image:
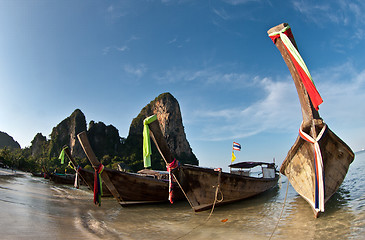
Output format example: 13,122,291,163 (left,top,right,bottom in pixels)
154,67,251,86
312,62,365,122
103,45,129,55
117,45,129,52
102,46,111,55
124,64,147,78
184,61,365,144
102,35,138,55
188,76,299,141
212,8,231,20
126,35,140,42
222,0,260,5
168,37,177,44
105,4,127,21
107,5,114,13
292,0,365,36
